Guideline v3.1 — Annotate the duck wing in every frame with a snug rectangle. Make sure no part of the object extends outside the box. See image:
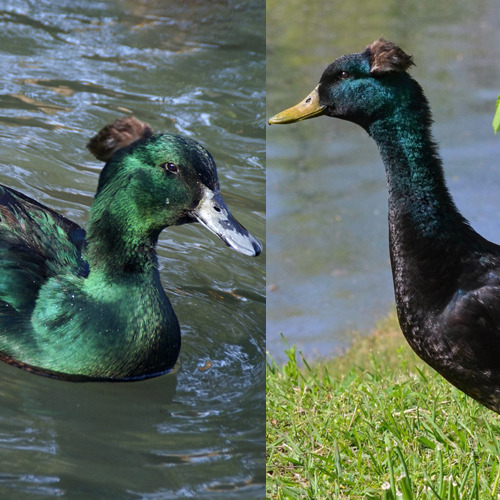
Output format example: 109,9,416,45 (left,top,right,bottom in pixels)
435,282,500,410
442,284,500,348
0,185,89,314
